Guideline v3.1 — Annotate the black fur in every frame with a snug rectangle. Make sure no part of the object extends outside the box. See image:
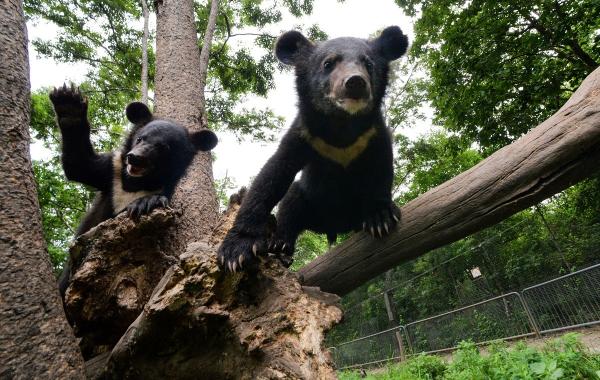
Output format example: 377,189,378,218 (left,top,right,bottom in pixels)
218,26,408,272
49,84,218,295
